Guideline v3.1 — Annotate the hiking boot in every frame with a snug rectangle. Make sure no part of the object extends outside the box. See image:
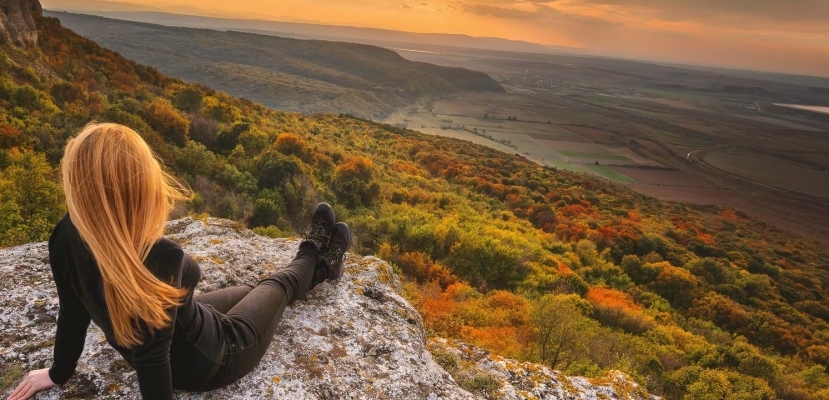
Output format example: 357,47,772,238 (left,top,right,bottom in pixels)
304,202,335,250
317,222,351,282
